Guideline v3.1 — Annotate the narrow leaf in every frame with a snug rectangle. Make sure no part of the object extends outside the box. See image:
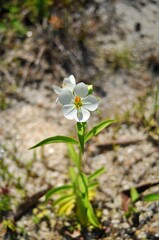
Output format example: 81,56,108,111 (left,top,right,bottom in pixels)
54,194,75,207
78,173,88,195
88,167,105,181
130,187,140,203
67,143,79,169
29,136,78,149
88,189,96,201
88,182,98,189
87,202,100,228
45,185,72,201
76,196,88,226
85,119,114,142
69,167,77,186
58,199,75,215
144,193,159,202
